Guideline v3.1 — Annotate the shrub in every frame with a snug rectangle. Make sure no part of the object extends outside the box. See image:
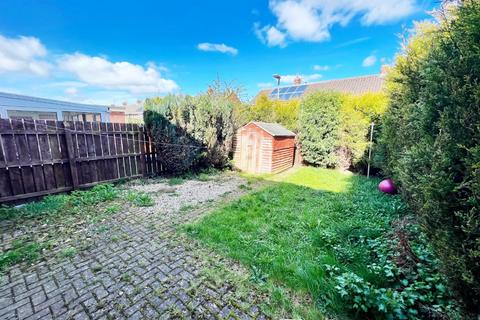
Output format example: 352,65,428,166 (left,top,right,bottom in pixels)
298,91,341,167
242,94,301,131
336,96,369,169
144,93,235,173
340,93,388,172
378,1,480,313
